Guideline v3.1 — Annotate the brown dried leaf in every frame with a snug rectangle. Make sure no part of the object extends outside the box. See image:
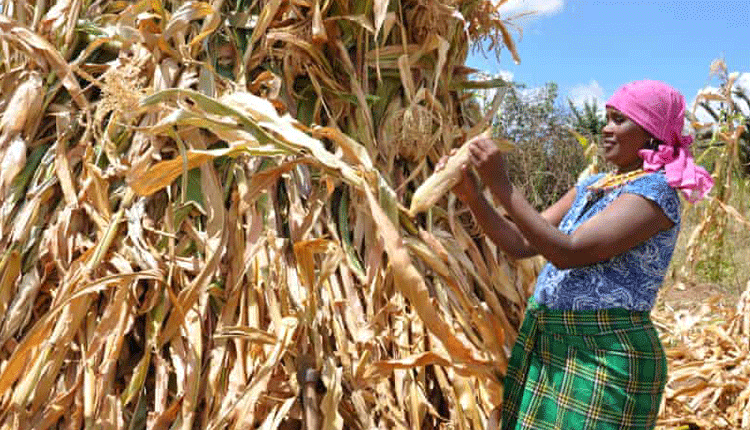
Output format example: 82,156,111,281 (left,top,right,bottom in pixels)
366,351,451,380
128,148,231,196
0,267,41,345
364,184,488,367
0,71,43,144
0,15,87,109
497,20,521,65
